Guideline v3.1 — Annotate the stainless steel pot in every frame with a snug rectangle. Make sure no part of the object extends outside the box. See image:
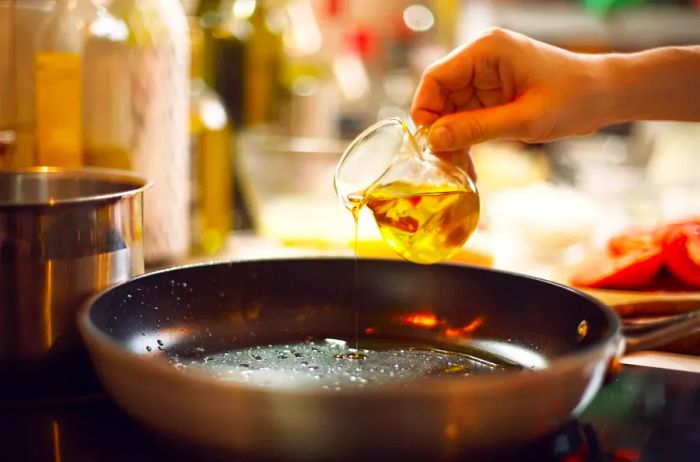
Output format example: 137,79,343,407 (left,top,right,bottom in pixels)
0,167,149,396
